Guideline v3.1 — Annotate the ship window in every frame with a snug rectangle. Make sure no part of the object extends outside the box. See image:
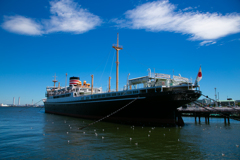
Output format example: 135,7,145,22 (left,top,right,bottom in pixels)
106,94,111,97
112,93,116,96
53,93,71,98
140,90,146,94
147,89,155,93
86,97,89,100
102,94,105,98
156,88,162,92
133,91,138,94
94,95,97,98
127,91,132,94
